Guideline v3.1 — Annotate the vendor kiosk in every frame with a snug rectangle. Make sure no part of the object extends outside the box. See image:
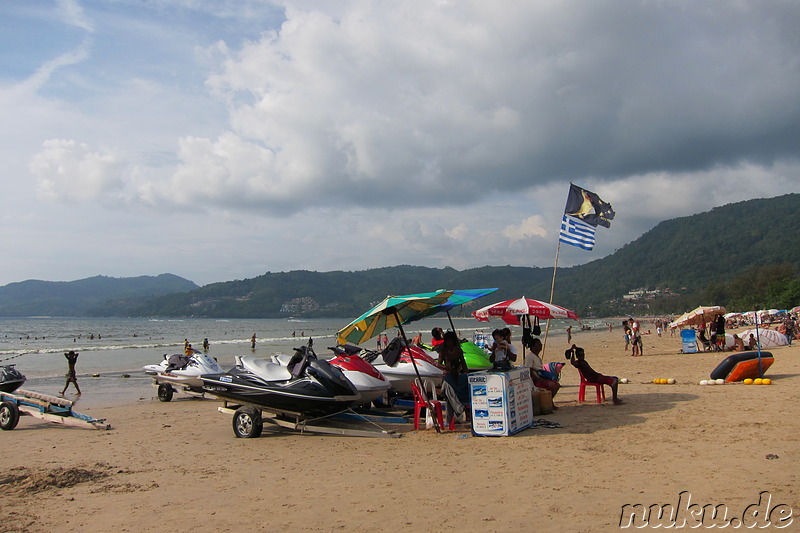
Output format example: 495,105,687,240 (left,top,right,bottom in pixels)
468,367,533,436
